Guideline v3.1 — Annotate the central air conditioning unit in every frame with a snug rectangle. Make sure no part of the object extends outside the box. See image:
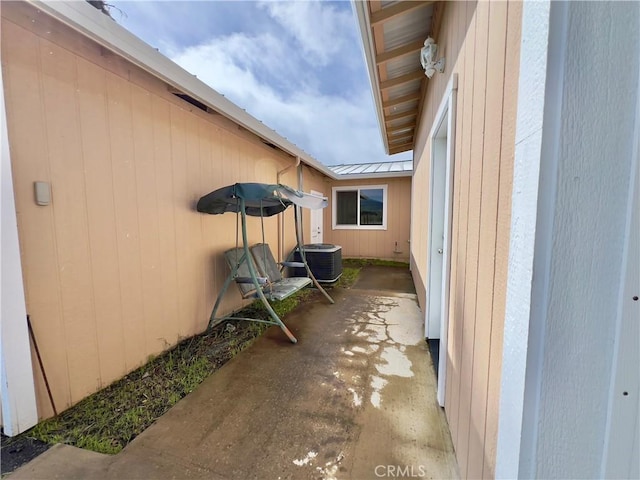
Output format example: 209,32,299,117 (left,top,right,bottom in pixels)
291,244,342,283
